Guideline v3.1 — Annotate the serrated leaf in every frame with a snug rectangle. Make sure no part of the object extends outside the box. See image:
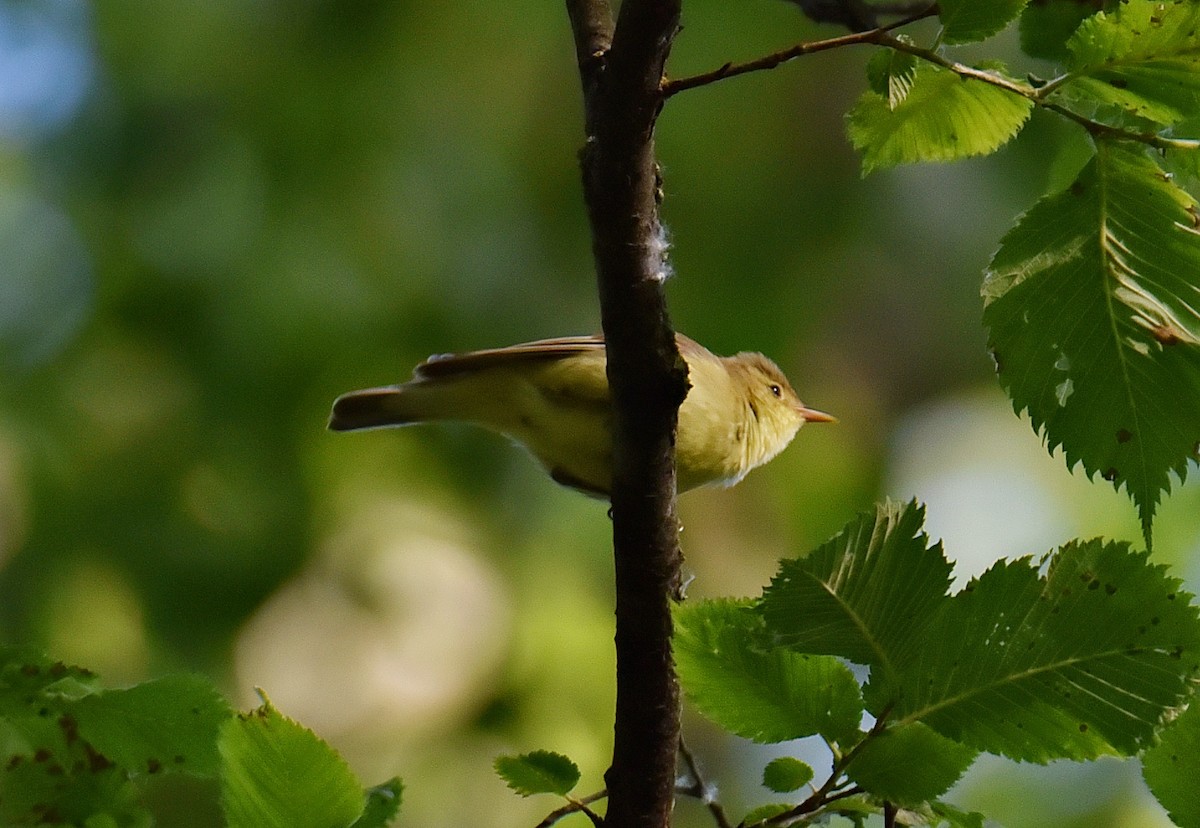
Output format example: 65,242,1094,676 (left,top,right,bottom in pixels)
675,599,863,743
494,751,580,797
0,649,99,758
845,723,976,806
350,778,403,828
760,500,952,687
761,756,813,793
219,699,365,828
940,0,1029,44
1020,0,1108,62
73,675,231,778
0,650,145,825
759,503,1200,763
1050,0,1200,128
867,44,917,109
848,64,1033,174
983,141,1200,544
1142,701,1200,827
893,539,1200,762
